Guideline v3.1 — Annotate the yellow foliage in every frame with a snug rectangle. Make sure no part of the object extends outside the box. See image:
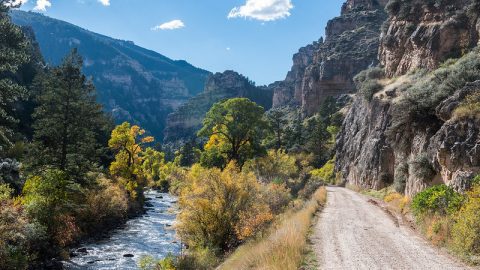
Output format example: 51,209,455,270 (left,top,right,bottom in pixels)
243,149,298,183
311,158,335,184
452,184,480,255
109,122,155,199
177,163,272,252
384,192,403,203
219,187,327,270
235,204,273,240
453,92,480,120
